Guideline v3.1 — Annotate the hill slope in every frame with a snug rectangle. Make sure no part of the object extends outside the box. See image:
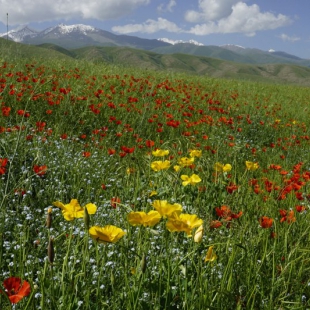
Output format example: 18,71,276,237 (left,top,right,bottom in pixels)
72,46,310,86
2,39,310,86
152,43,310,67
